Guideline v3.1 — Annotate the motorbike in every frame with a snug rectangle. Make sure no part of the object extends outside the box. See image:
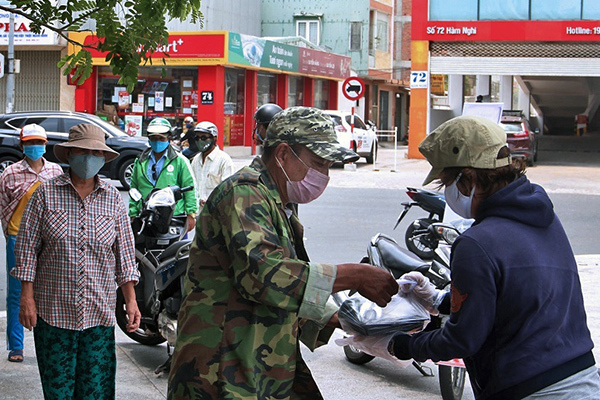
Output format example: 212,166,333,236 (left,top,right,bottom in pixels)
394,187,446,259
332,225,467,400
115,185,193,371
